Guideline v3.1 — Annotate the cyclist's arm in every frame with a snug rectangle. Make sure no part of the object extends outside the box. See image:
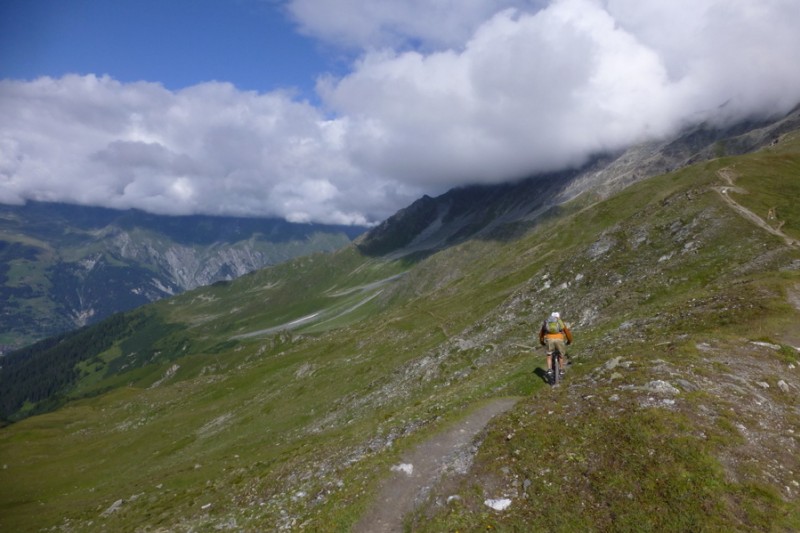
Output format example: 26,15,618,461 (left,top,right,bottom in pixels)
564,327,573,345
